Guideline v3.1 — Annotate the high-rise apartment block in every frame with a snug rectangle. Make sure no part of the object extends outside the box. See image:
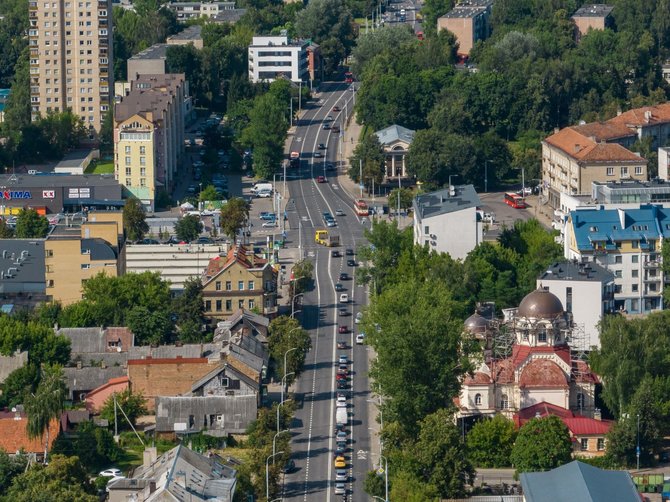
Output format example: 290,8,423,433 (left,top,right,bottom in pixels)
28,0,113,133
